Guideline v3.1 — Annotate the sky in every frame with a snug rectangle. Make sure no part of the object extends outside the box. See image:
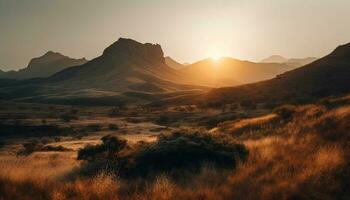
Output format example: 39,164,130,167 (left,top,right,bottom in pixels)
1,0,350,71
